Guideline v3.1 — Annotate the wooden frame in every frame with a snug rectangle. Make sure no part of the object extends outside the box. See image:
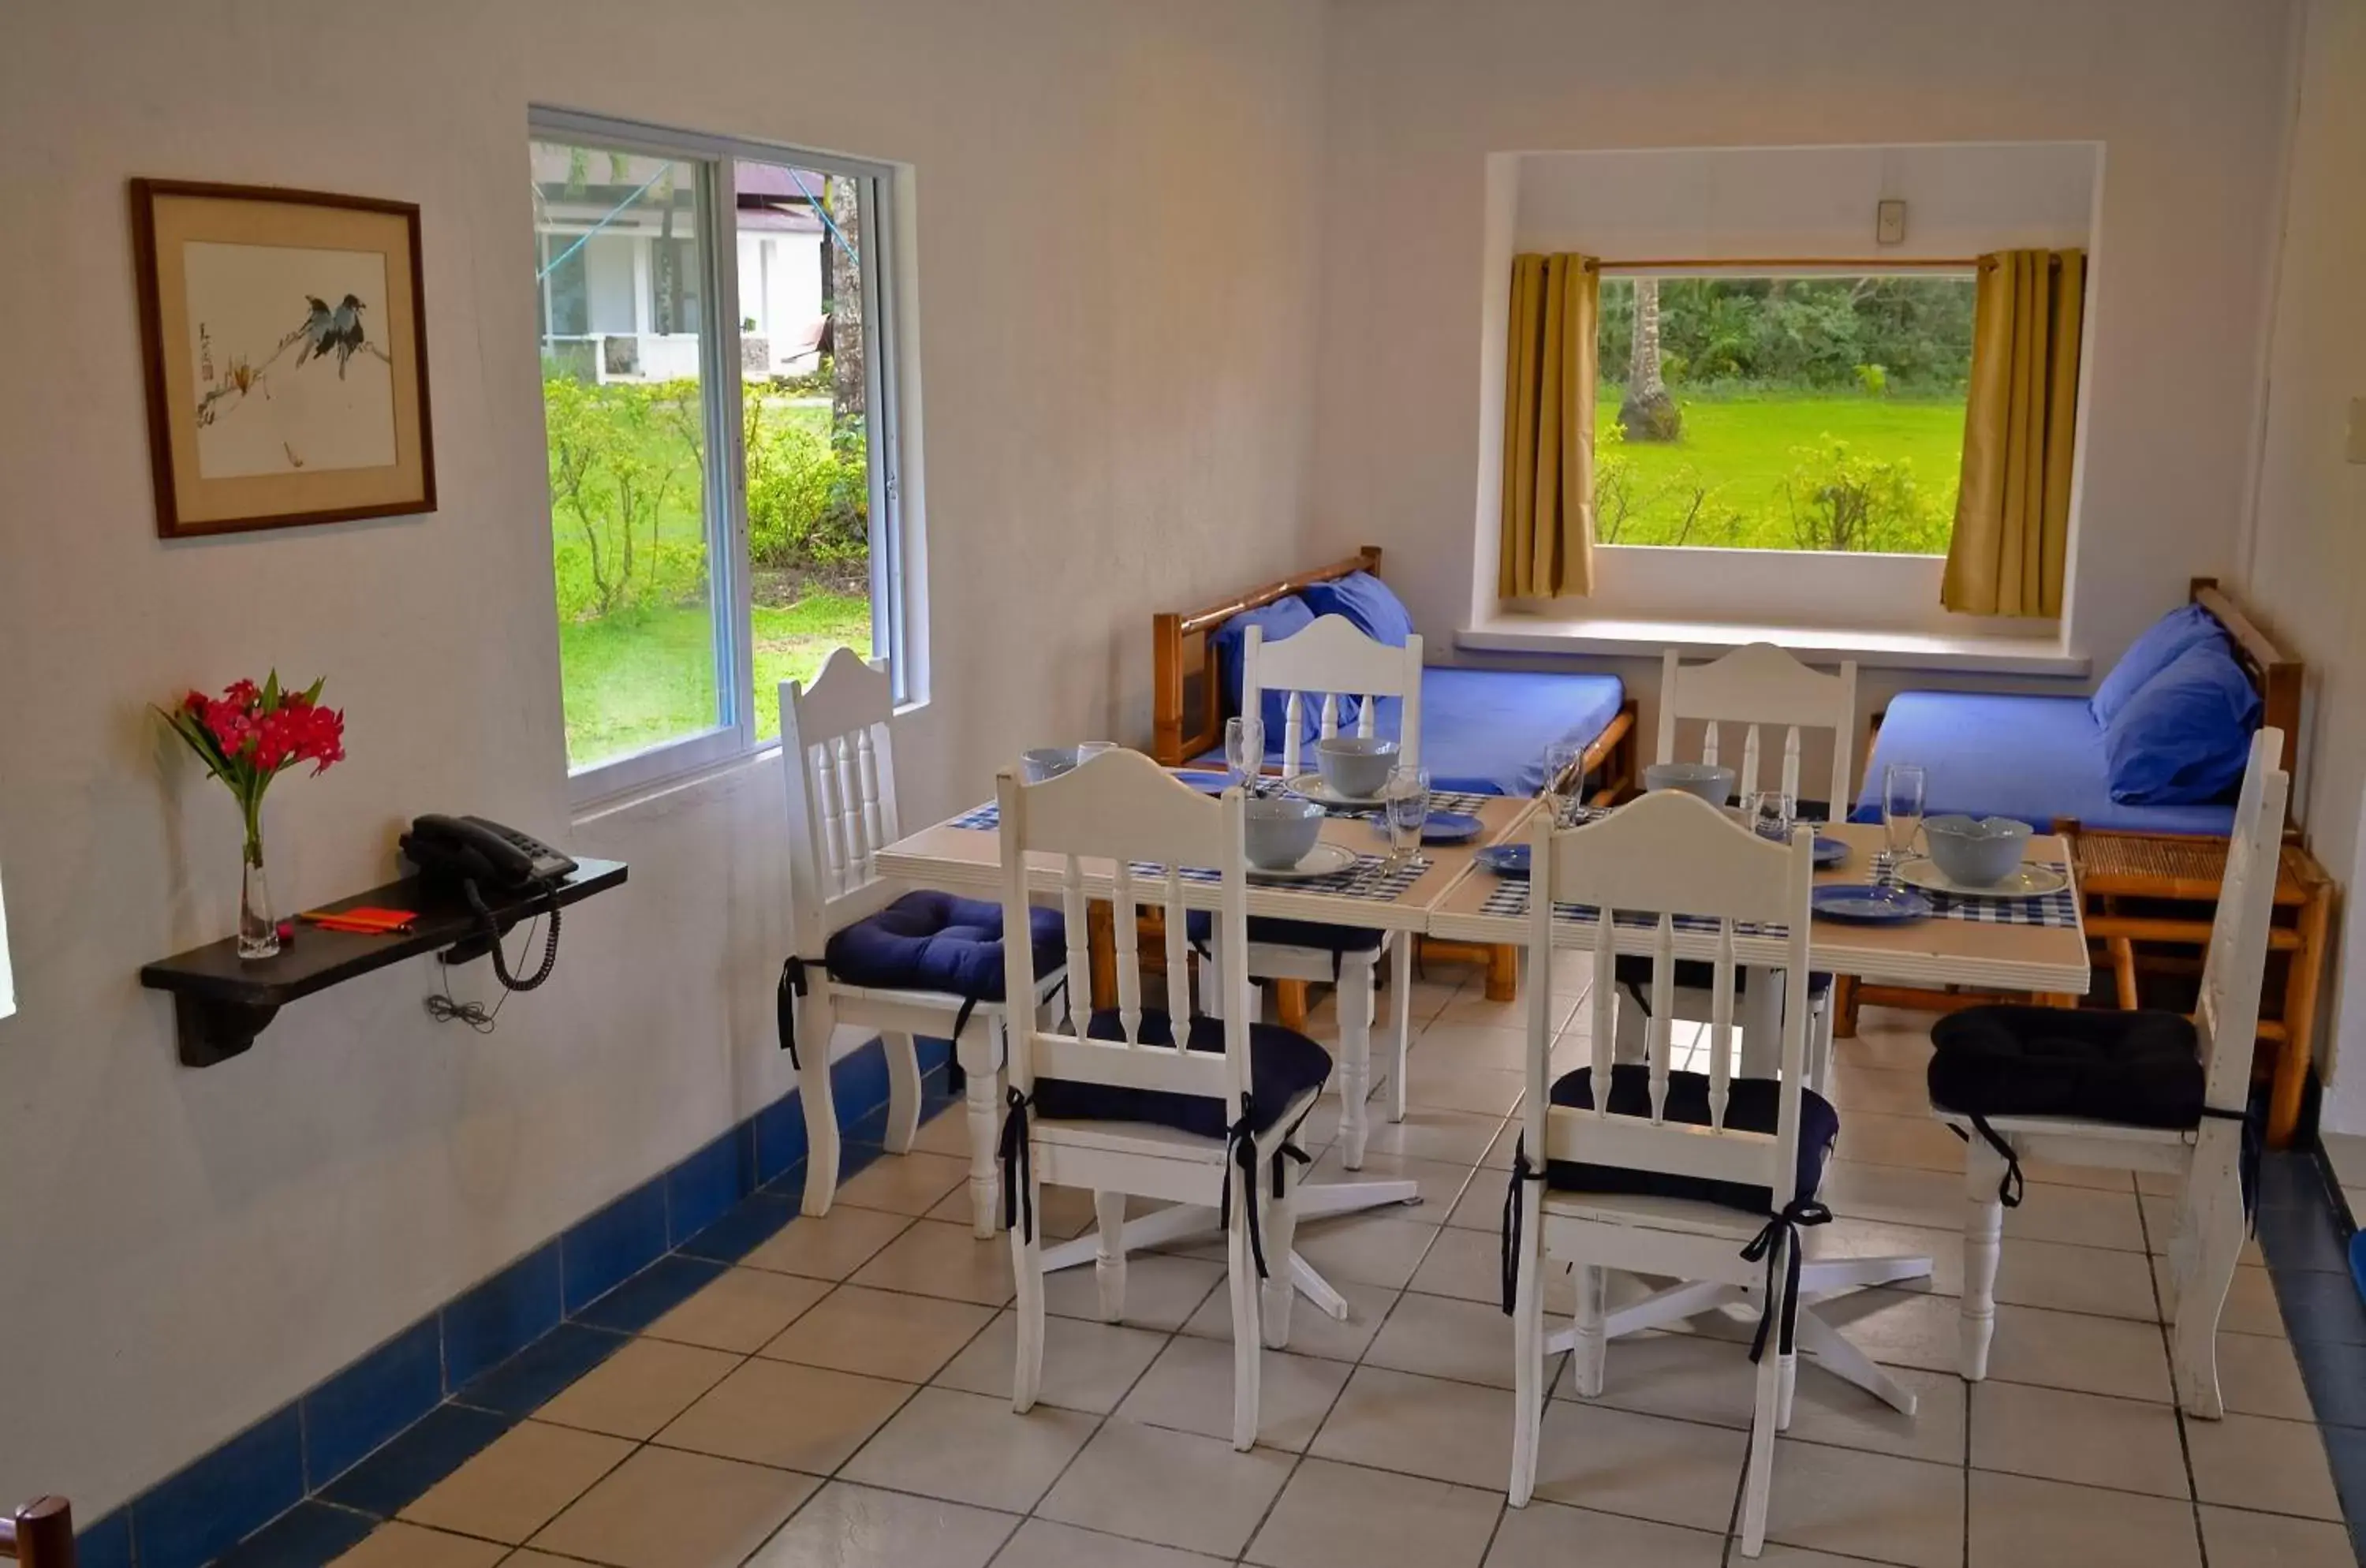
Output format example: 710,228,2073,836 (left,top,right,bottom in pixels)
130,178,436,537
1148,545,1640,1008
1,1495,76,1567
